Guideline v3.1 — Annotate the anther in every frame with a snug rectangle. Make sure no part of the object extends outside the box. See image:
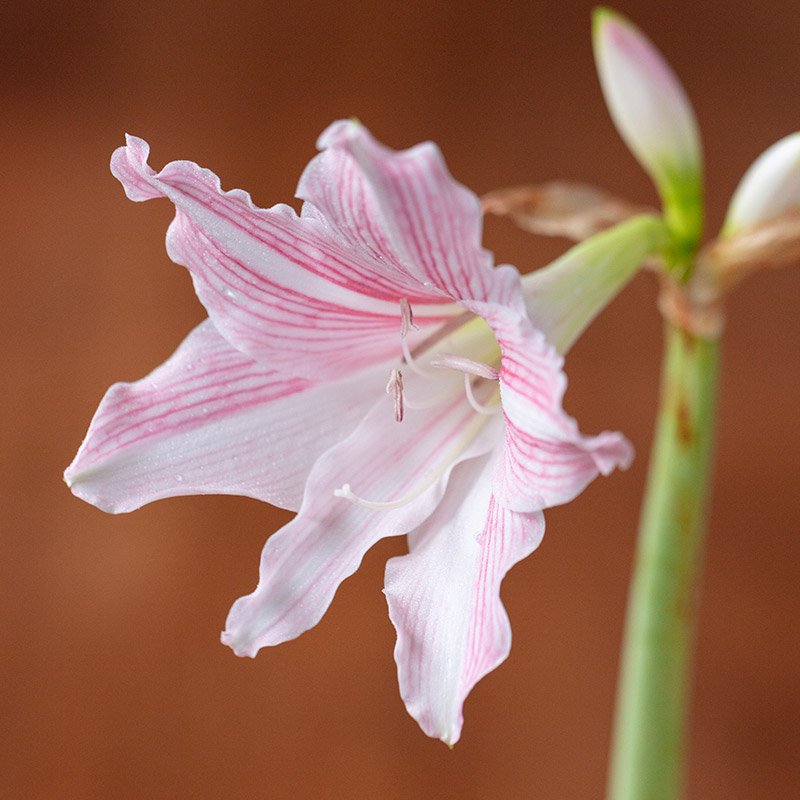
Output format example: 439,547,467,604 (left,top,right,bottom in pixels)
397,299,436,378
401,337,437,378
429,353,500,381
399,298,419,338
385,369,404,422
463,374,502,416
